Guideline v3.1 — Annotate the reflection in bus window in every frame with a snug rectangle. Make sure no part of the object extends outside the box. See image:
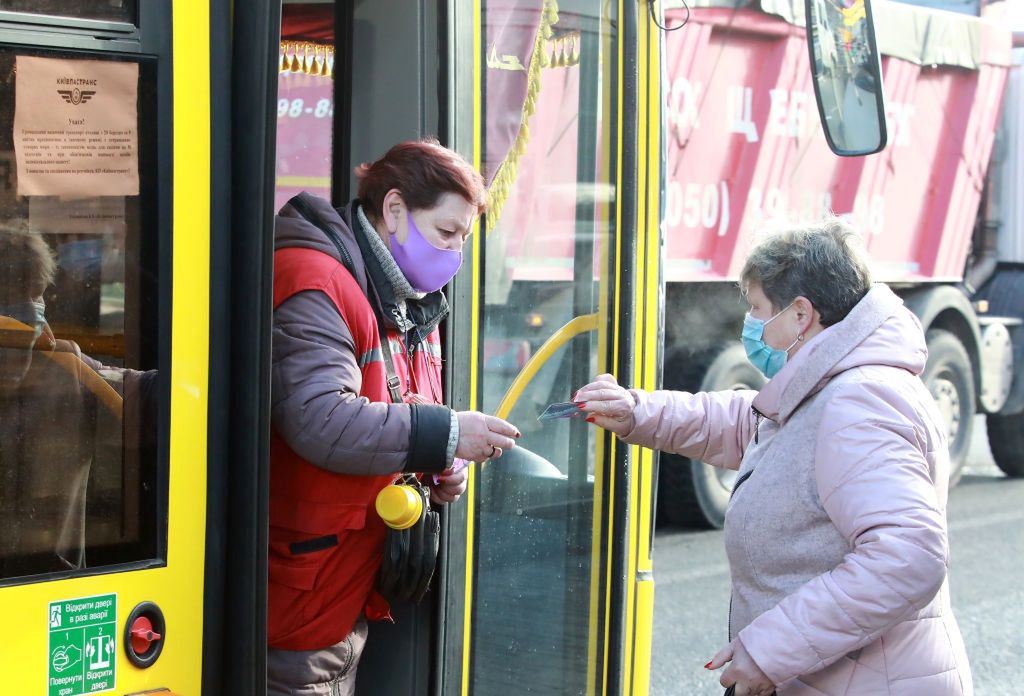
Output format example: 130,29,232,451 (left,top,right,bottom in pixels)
0,48,160,582
472,1,616,692
275,3,335,212
0,0,135,22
